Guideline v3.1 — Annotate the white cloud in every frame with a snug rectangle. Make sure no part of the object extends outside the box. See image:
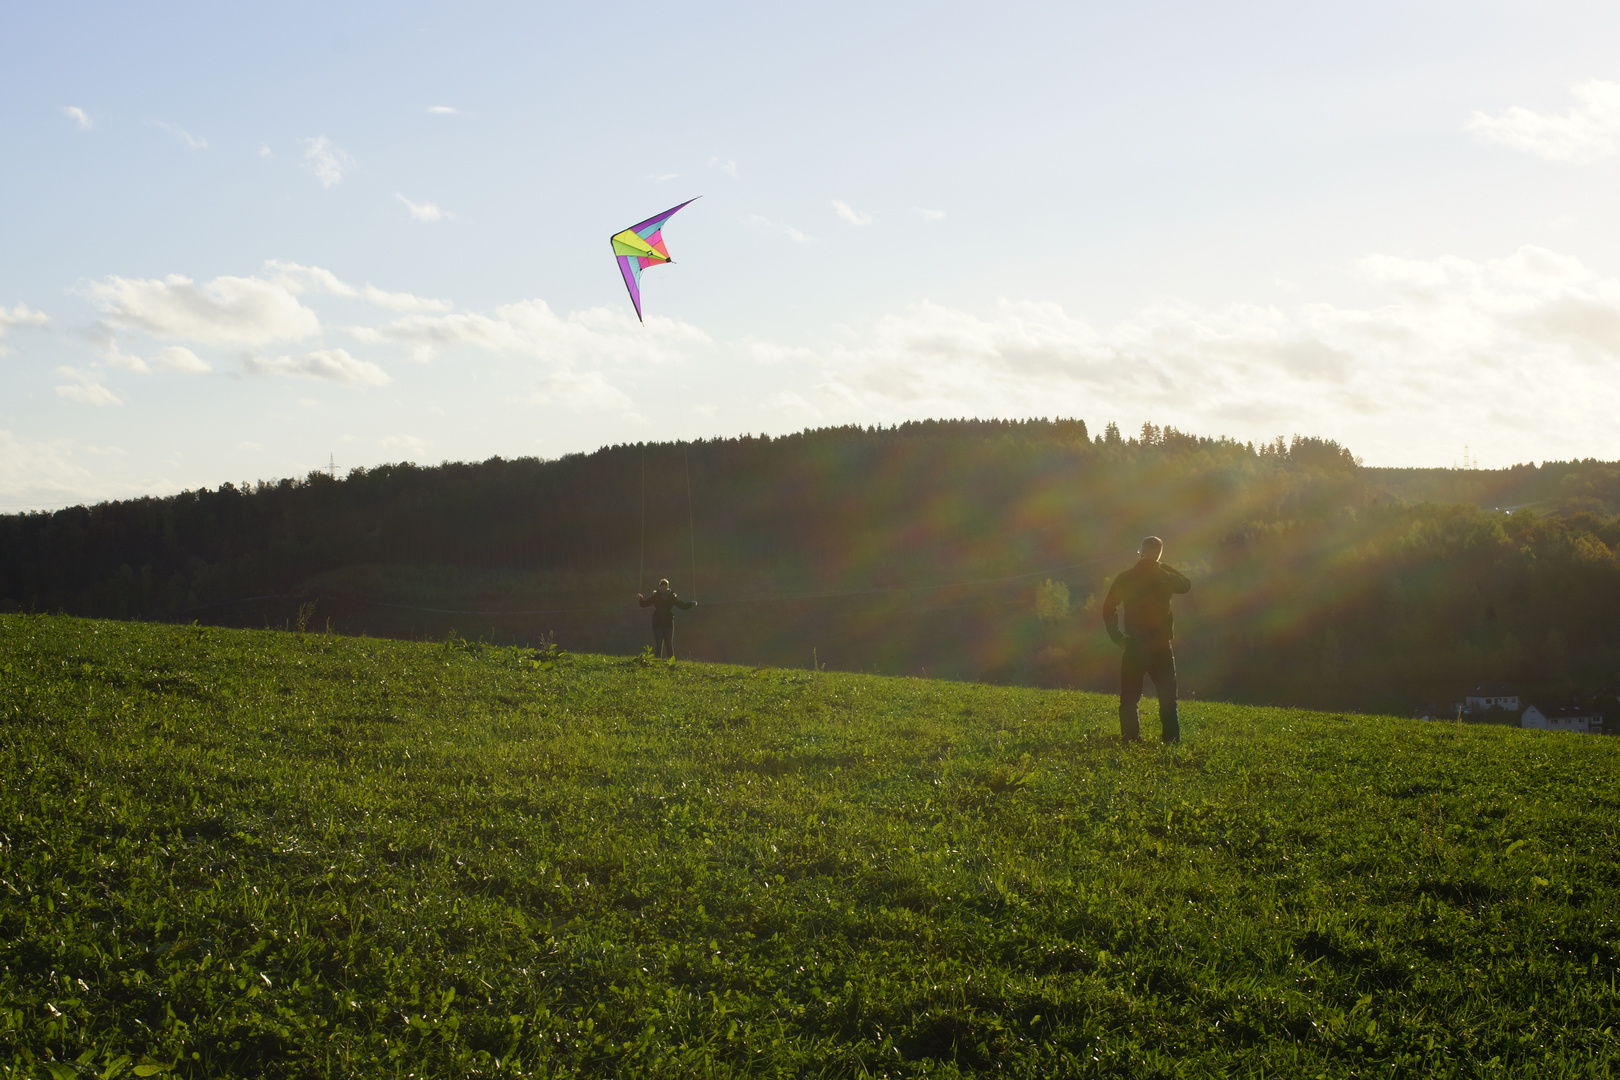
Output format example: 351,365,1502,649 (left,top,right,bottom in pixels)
1467,79,1620,162
258,143,273,159
395,193,446,222
149,120,207,149
153,346,211,373
97,337,149,372
381,433,431,454
264,260,358,298
0,430,107,510
80,325,209,376
301,136,355,187
427,105,459,115
263,261,447,311
832,200,874,226
351,299,710,364
62,106,92,131
914,207,947,221
708,157,739,178
0,303,49,356
747,214,815,244
54,367,123,406
529,369,634,412
244,348,391,387
82,272,320,346
360,285,452,313
768,391,823,421
650,172,681,182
